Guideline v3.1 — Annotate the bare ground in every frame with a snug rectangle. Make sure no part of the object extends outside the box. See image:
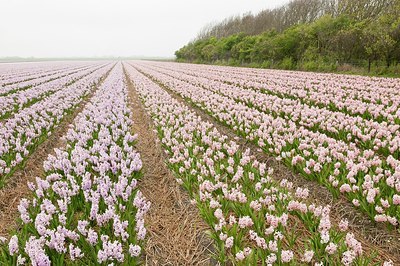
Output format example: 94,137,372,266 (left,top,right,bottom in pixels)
0,67,114,237
134,67,400,264
123,67,215,266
